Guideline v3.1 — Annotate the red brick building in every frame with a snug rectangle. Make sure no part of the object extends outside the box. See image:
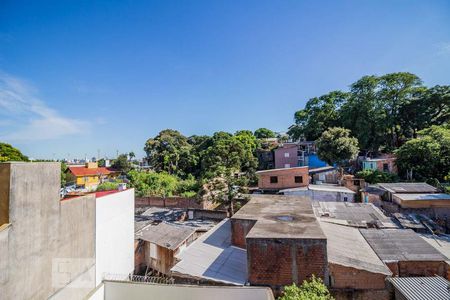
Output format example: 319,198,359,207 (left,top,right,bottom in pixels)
256,167,309,191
